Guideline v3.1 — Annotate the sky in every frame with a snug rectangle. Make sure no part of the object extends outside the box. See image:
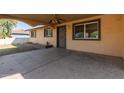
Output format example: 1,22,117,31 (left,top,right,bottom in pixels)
14,21,32,30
